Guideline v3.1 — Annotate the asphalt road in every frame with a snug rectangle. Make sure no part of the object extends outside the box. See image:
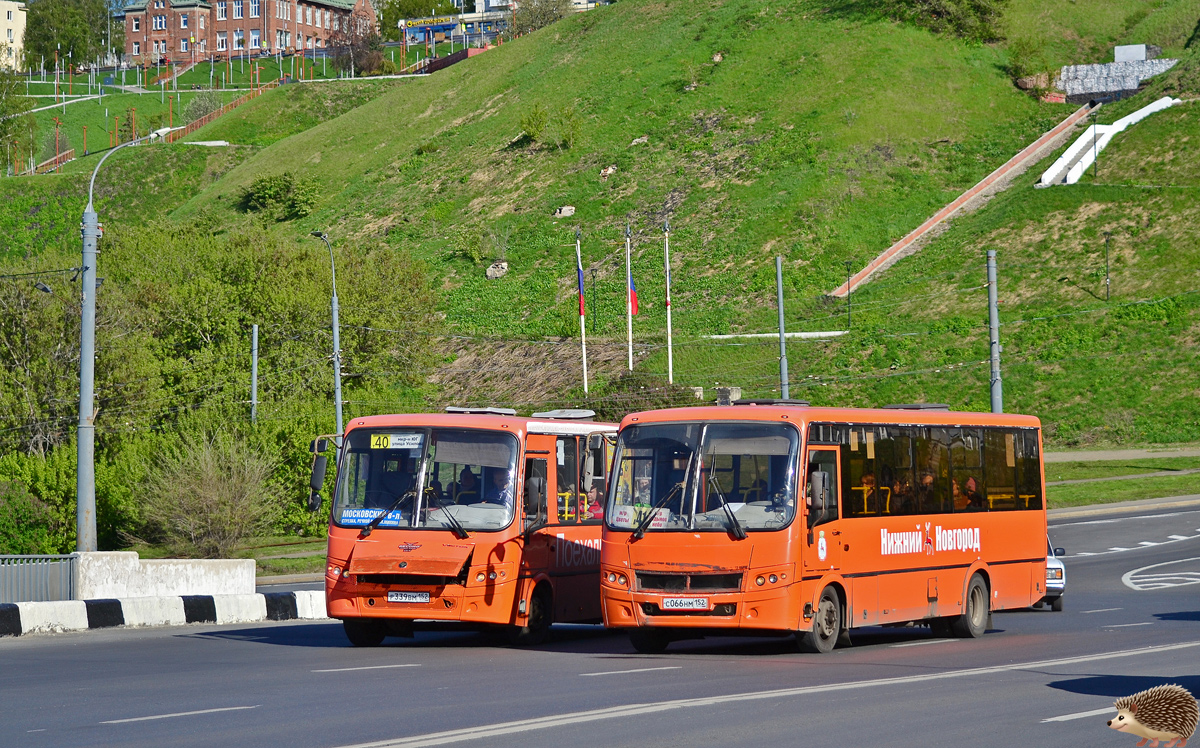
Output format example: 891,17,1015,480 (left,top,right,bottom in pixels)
4,504,1198,748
